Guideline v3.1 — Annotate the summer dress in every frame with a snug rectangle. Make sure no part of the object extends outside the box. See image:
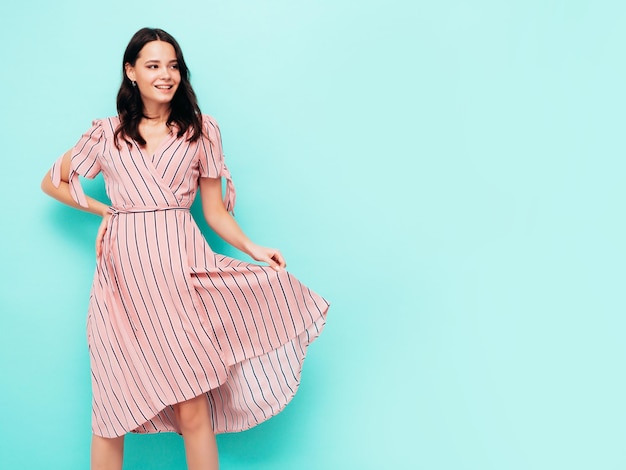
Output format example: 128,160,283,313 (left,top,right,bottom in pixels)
49,115,329,438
